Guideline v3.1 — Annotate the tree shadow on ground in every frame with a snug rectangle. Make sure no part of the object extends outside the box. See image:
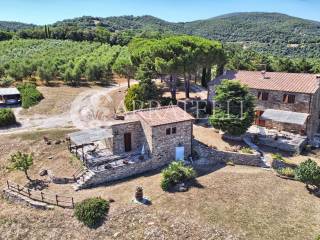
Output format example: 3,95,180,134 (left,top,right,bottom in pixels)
25,179,49,191
193,162,226,178
0,122,22,131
